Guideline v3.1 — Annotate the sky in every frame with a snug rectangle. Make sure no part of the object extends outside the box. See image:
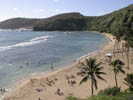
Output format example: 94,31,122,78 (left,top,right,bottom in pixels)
0,0,132,21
